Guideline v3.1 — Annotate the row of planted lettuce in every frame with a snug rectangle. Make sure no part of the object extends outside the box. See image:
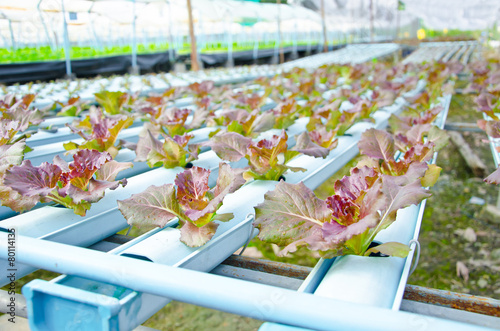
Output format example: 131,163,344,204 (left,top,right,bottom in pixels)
1,57,454,260
466,53,500,181
1,40,319,65
0,55,469,328
2,64,279,109
2,44,399,109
